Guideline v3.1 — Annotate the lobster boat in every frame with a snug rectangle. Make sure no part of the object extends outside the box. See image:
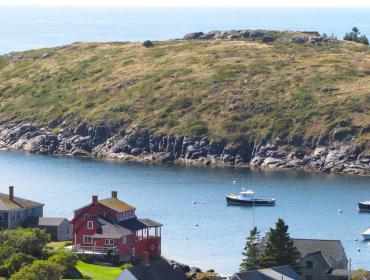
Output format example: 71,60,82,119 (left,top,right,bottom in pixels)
226,190,276,206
